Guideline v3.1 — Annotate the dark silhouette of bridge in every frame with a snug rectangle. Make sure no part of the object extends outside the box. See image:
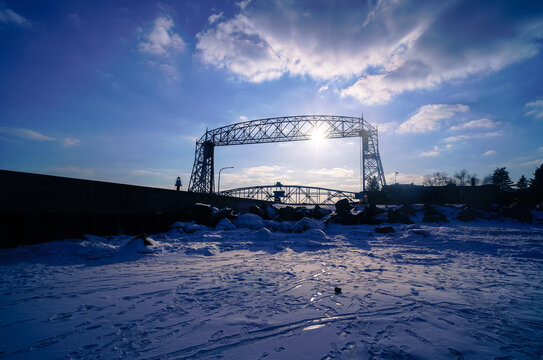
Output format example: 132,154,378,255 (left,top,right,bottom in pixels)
188,115,386,199
219,183,360,205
